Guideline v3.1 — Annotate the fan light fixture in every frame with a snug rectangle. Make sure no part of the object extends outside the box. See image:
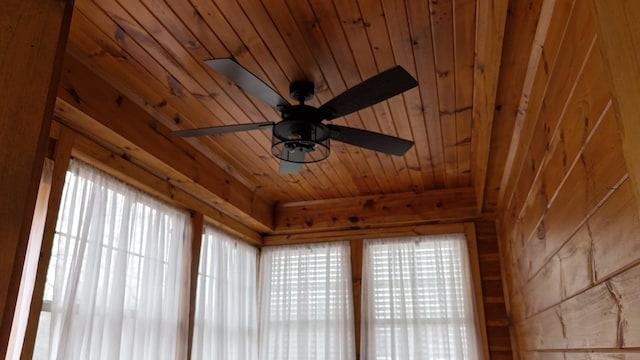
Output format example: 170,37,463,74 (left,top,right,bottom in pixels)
174,58,418,175
271,120,330,163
